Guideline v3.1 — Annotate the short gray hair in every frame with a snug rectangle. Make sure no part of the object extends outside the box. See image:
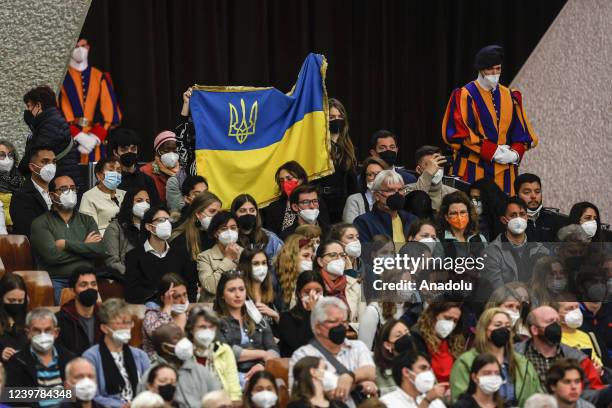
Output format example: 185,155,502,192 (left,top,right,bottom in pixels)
201,390,232,408
371,169,404,192
25,308,57,328
98,298,131,325
65,357,96,380
310,296,348,332
557,224,590,242
524,393,557,408
131,391,165,408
